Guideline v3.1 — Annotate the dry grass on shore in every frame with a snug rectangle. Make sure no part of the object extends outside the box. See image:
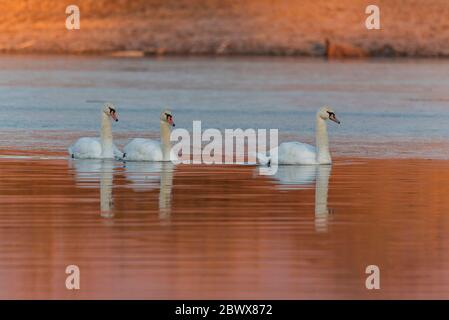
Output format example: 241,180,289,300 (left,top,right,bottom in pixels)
1,0,448,57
